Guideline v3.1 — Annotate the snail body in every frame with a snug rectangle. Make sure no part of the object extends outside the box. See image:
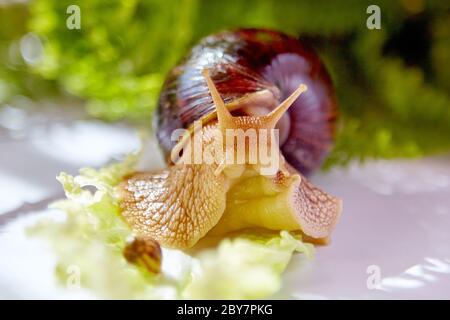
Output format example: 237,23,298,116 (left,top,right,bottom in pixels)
119,29,342,249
